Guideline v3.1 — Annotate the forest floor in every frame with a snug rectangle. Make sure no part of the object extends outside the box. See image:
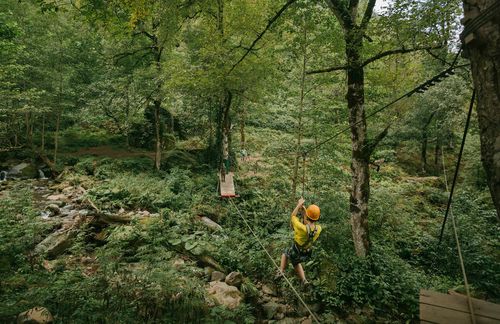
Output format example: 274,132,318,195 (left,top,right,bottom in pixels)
1,130,498,323
67,145,156,159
